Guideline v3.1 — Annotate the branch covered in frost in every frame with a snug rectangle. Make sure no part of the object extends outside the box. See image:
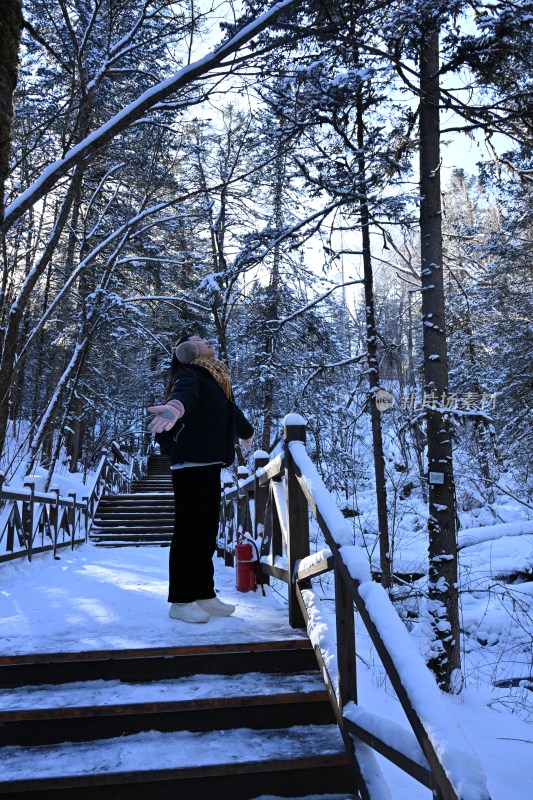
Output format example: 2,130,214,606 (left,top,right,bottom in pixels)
2,0,302,233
